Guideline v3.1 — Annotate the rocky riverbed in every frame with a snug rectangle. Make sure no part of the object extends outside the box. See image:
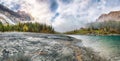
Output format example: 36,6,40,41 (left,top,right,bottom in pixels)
0,32,108,61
